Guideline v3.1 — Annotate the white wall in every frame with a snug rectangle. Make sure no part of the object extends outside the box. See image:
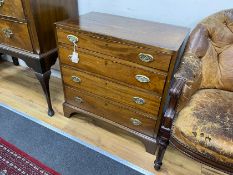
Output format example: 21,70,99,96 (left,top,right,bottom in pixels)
78,0,233,28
